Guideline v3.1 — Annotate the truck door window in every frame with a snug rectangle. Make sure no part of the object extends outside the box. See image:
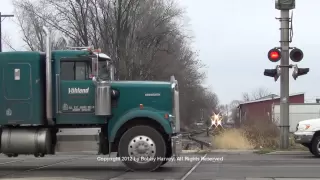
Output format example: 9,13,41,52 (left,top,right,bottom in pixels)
98,61,110,80
61,61,92,80
75,62,86,80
